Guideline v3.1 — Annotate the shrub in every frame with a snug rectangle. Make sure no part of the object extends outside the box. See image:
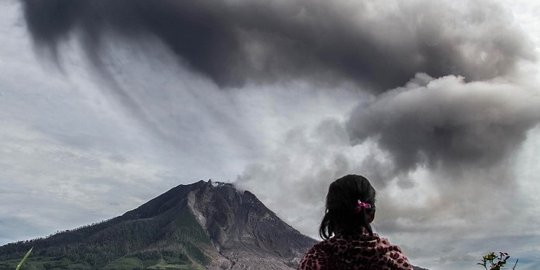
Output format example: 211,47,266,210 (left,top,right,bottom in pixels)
478,252,518,270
